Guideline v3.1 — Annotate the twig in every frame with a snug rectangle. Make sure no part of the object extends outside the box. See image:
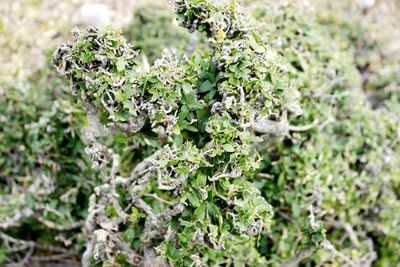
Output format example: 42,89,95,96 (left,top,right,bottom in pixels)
144,193,174,205
327,220,361,248
31,252,77,262
320,240,358,267
279,245,317,267
37,217,84,231
128,149,163,182
289,119,320,132
0,232,79,267
0,208,34,229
